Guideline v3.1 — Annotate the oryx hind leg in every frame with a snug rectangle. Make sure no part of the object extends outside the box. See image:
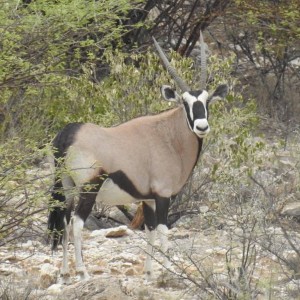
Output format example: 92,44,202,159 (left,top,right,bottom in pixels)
73,181,99,280
143,198,170,278
143,200,156,279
